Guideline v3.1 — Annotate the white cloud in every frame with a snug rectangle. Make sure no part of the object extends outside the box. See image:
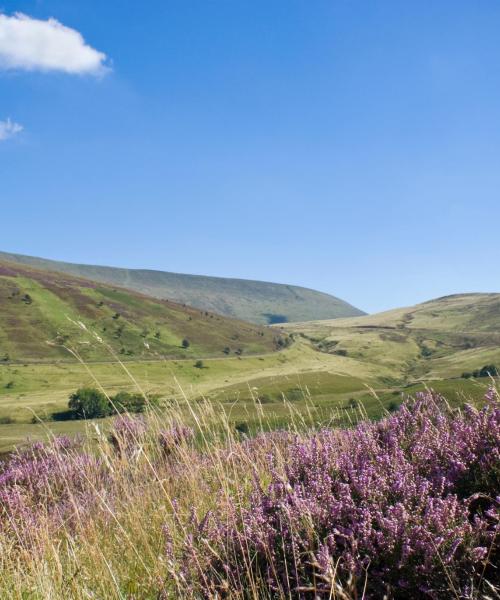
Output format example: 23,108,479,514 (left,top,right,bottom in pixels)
0,13,108,75
0,118,23,141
